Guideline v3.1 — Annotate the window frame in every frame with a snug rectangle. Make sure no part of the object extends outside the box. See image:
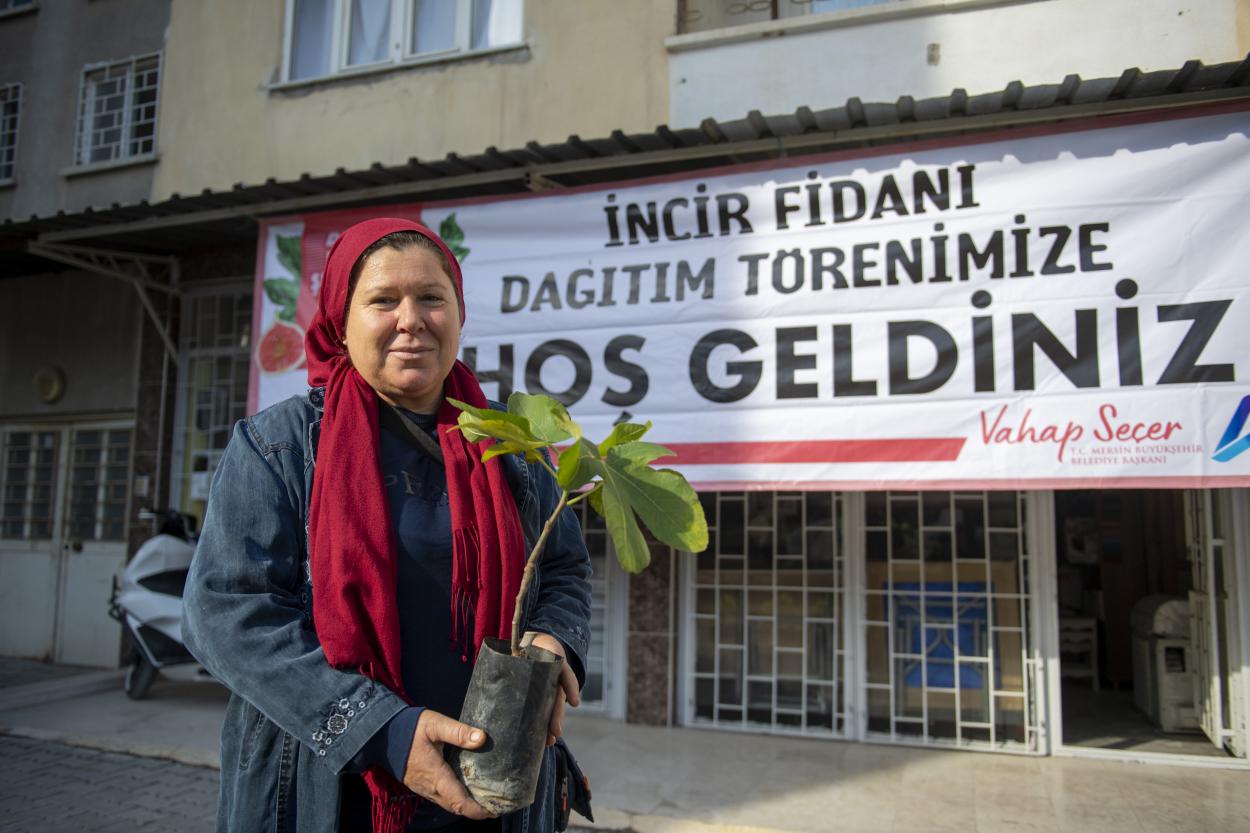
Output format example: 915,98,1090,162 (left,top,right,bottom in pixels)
0,82,20,186
167,280,254,521
280,0,525,86
71,52,163,172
